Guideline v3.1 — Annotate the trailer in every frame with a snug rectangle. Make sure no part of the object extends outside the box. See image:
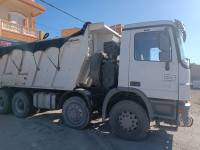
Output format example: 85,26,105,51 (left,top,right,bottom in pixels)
0,20,193,140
